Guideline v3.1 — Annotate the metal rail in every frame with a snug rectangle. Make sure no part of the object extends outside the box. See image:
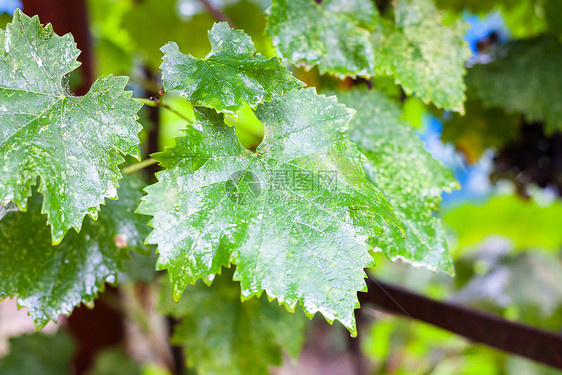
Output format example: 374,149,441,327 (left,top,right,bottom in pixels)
360,277,562,369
